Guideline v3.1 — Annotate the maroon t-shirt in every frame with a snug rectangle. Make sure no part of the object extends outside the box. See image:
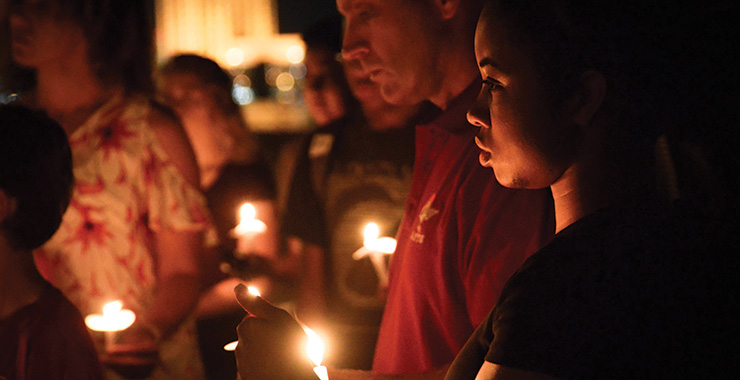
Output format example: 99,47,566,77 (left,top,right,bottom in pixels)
371,80,555,374
0,284,104,380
